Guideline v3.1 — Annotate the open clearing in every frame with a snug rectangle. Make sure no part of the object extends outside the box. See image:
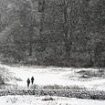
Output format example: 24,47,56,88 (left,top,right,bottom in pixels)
0,64,105,104
0,95,105,105
0,63,105,90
